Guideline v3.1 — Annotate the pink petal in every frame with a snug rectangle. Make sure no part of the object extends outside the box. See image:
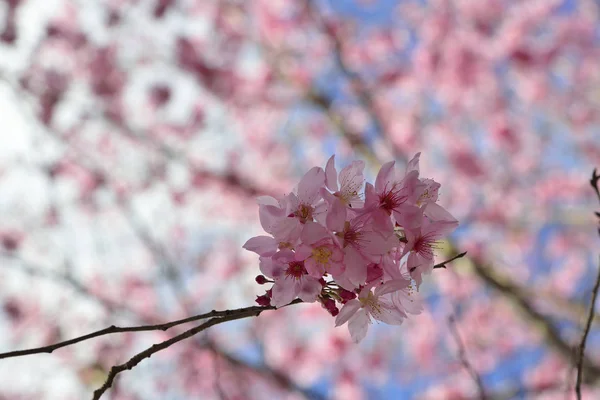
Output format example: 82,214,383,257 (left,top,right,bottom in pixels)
259,257,283,279
348,309,370,343
297,166,325,204
335,299,361,326
361,231,399,255
294,244,313,261
242,236,278,256
393,290,423,315
304,256,325,277
313,200,329,226
272,249,295,264
298,278,322,302
375,278,410,297
325,155,339,192
381,255,403,279
301,221,329,245
326,198,346,233
259,204,284,233
339,160,364,192
373,301,405,325
375,161,396,193
393,204,423,229
423,219,458,238
371,208,394,236
256,196,280,207
271,280,297,307
344,246,368,286
360,183,379,216
424,202,459,225
406,152,421,174
271,217,302,243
